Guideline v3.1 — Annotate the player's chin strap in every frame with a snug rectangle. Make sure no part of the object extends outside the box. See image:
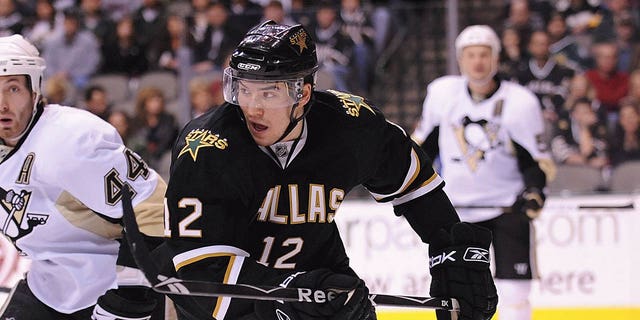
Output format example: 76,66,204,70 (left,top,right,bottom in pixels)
273,93,315,144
